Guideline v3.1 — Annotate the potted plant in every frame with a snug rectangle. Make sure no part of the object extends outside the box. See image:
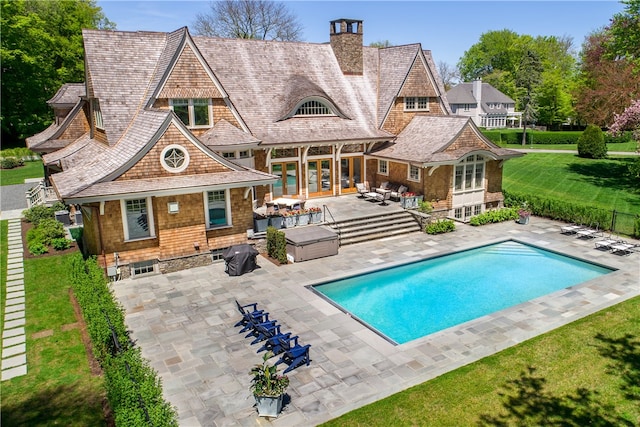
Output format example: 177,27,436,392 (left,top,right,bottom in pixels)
295,208,310,226
268,212,283,229
250,352,289,417
308,206,322,223
281,210,296,228
253,214,269,233
517,204,531,225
